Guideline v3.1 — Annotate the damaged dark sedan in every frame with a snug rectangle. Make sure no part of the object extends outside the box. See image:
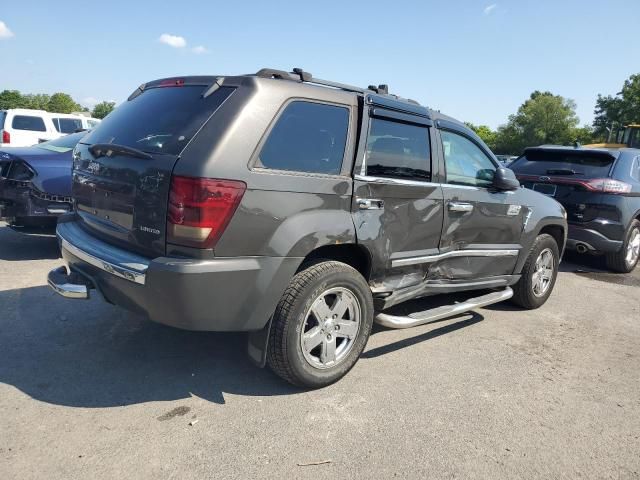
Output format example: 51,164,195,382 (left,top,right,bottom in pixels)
0,131,86,228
